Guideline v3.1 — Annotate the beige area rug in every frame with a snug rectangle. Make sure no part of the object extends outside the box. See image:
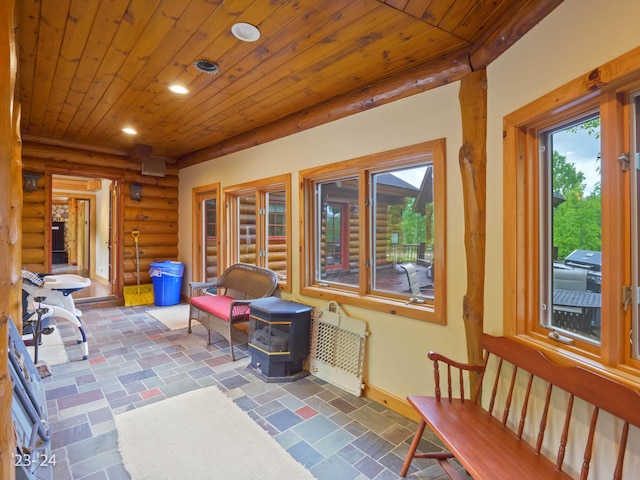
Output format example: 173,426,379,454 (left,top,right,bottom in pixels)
115,386,316,480
25,328,69,366
146,303,190,330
